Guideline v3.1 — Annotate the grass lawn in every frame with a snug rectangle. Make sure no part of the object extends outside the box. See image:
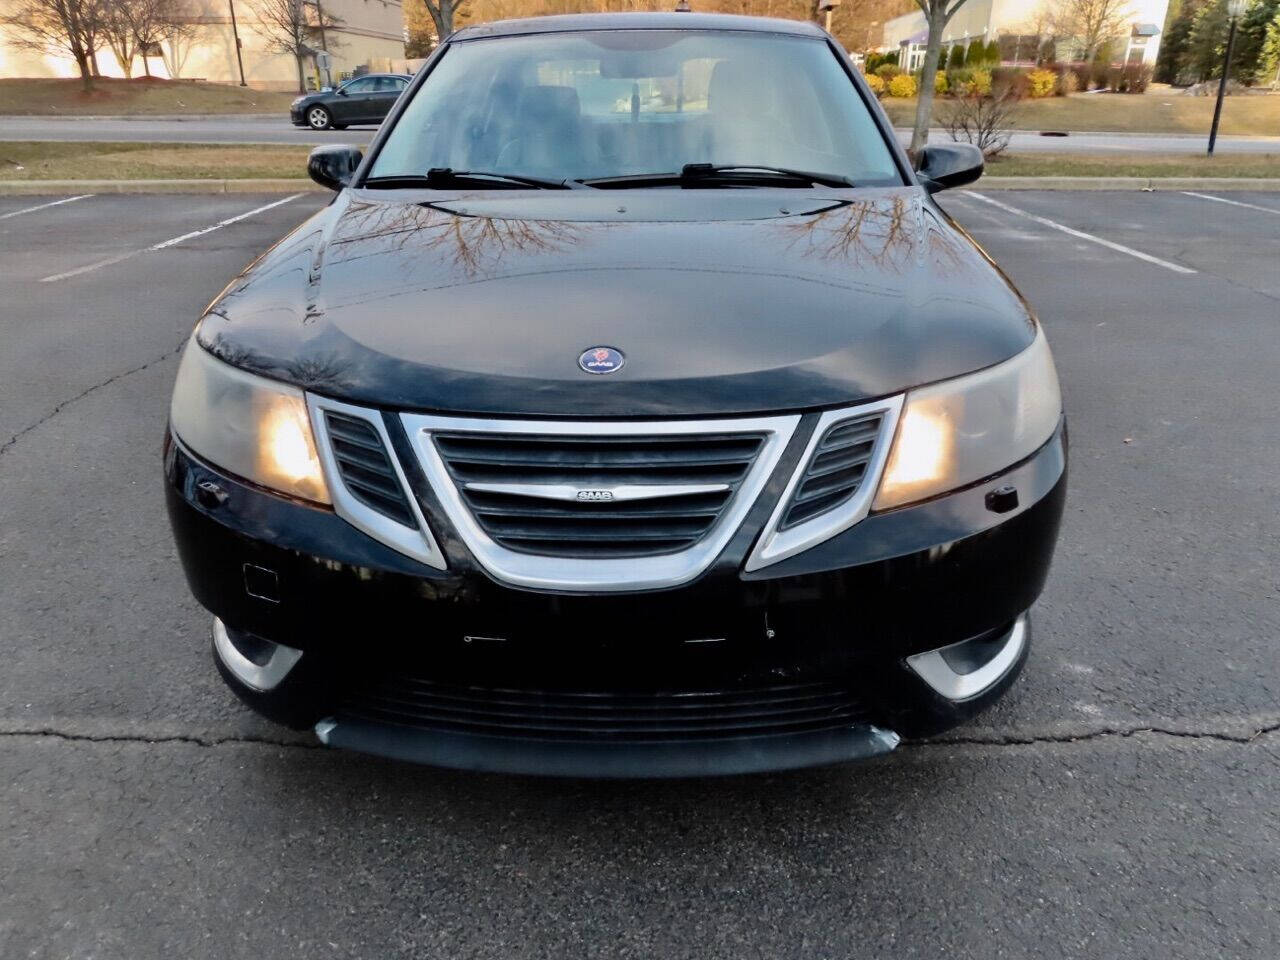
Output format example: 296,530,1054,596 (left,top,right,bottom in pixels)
0,77,298,116
986,152,1280,178
882,92,1280,137
0,141,311,180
